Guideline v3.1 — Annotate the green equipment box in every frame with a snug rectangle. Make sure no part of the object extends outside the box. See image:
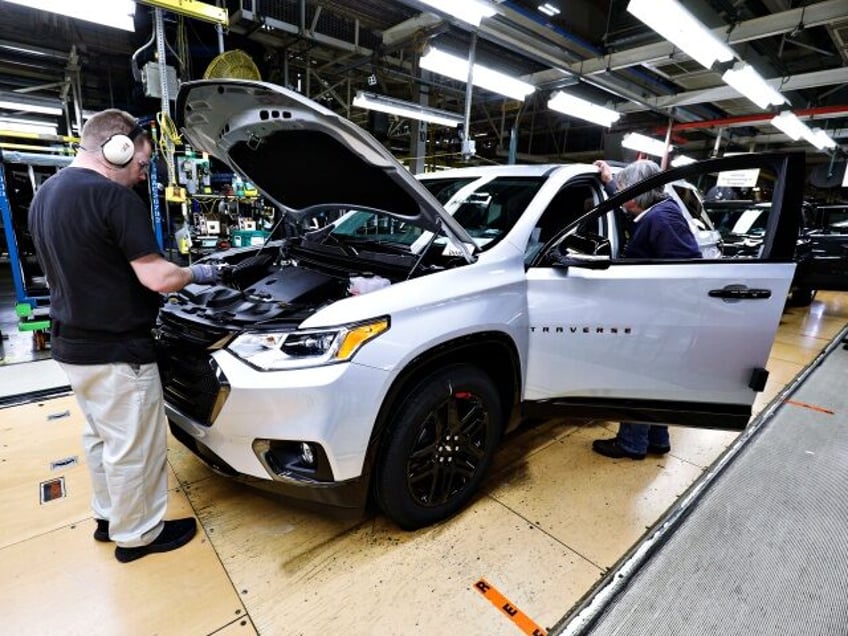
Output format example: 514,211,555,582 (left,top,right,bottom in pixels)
231,229,270,247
